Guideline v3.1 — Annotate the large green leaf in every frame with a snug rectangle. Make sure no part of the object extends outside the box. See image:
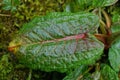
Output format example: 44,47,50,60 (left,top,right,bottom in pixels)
109,36,120,72
101,64,119,80
9,12,104,72
19,12,99,34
